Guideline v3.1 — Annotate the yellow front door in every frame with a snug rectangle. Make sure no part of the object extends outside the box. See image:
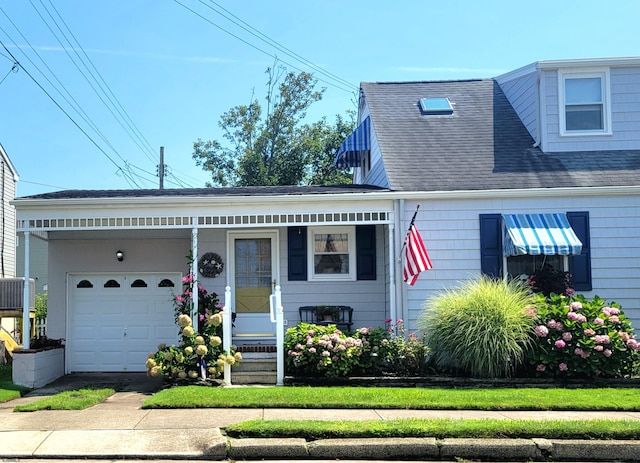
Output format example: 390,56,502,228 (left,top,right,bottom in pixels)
230,231,279,339
235,237,272,313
